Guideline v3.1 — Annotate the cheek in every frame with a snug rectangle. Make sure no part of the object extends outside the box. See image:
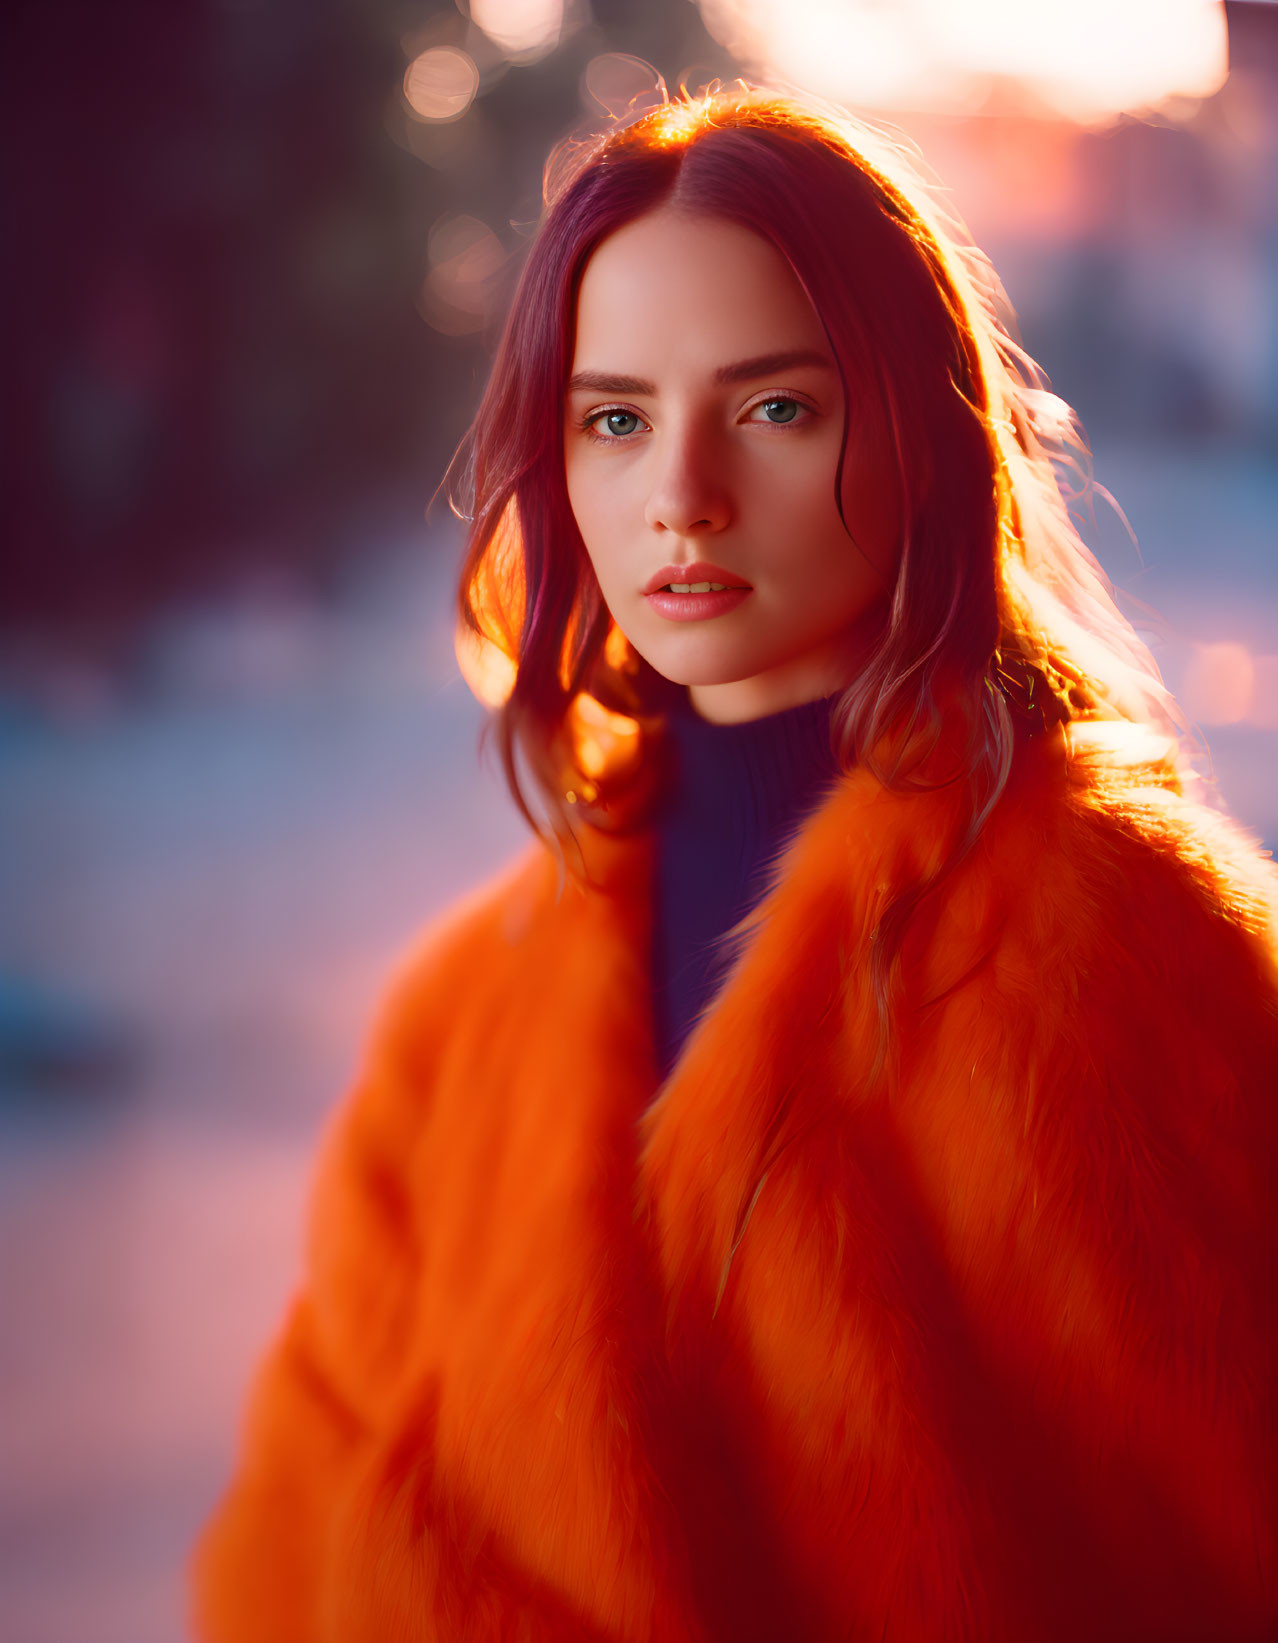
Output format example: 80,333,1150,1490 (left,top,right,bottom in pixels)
566,459,640,588
563,452,586,532
568,463,620,591
755,439,855,563
564,461,605,561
